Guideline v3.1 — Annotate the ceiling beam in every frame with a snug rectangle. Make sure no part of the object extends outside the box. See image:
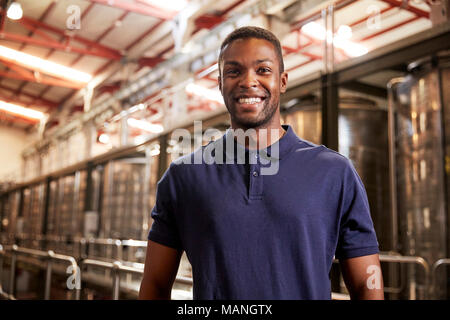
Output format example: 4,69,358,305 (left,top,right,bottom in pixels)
380,0,430,19
0,84,58,109
0,31,122,60
88,0,177,20
19,15,122,59
341,81,388,99
24,3,97,110
0,69,85,89
6,2,58,105
0,92,51,110
360,16,420,41
0,55,88,88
